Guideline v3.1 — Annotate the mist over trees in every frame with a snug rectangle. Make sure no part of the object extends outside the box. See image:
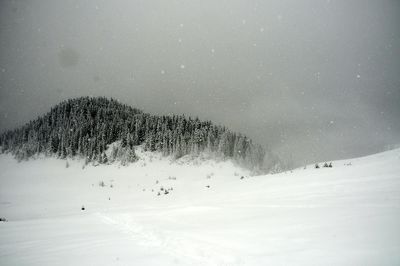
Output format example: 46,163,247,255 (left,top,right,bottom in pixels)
0,97,273,171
